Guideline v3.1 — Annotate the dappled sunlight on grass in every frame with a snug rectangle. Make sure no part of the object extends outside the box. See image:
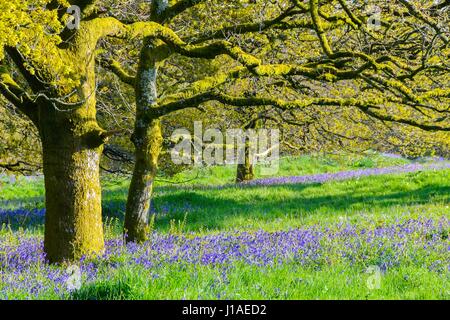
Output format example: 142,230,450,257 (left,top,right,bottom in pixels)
1,153,449,299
